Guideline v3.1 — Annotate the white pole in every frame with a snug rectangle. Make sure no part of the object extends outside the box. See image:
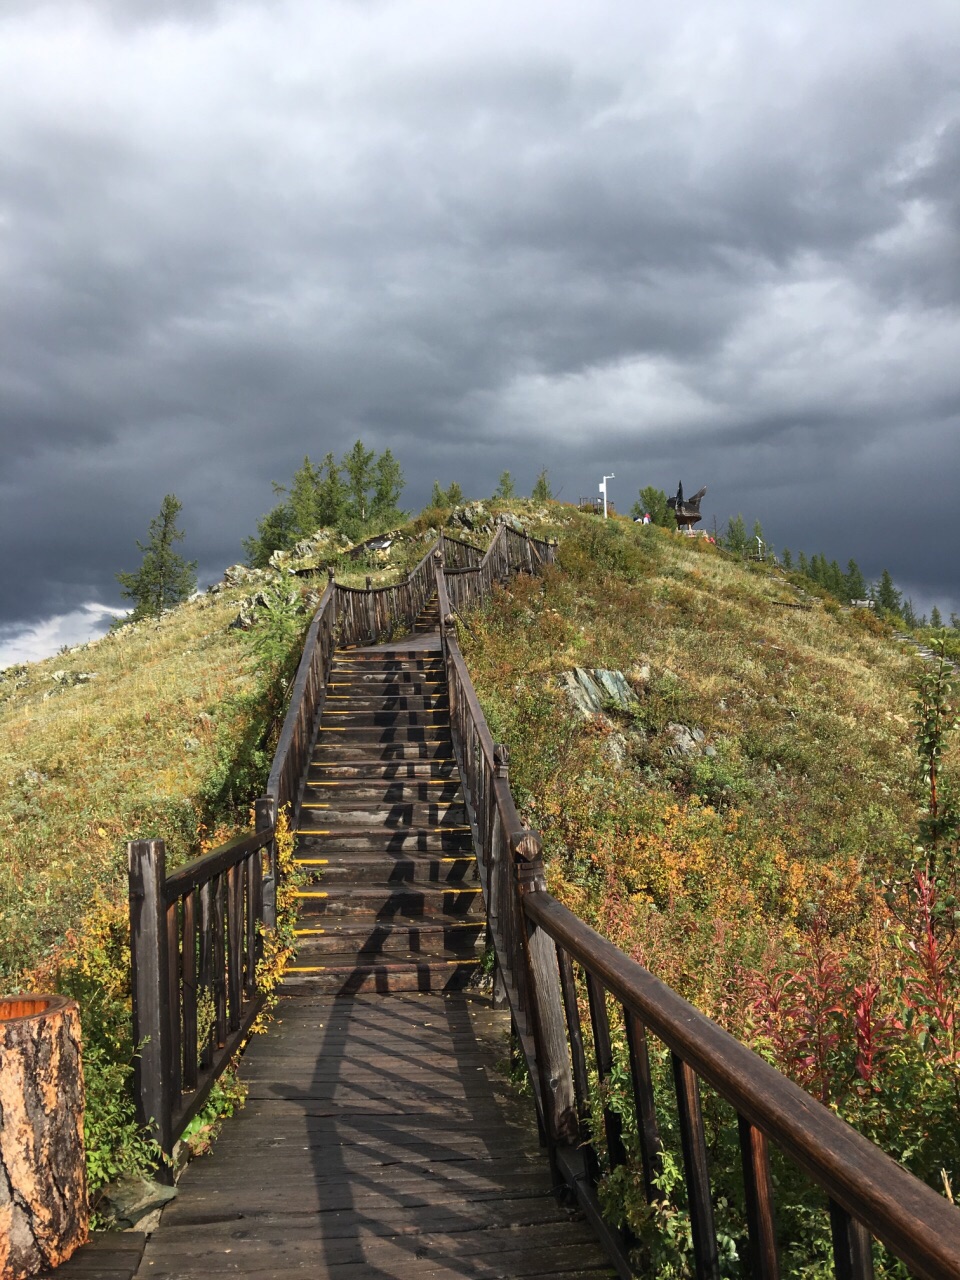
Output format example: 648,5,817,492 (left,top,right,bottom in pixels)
600,474,615,519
